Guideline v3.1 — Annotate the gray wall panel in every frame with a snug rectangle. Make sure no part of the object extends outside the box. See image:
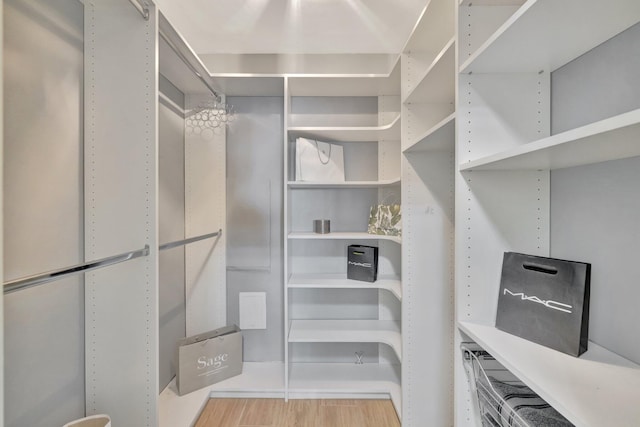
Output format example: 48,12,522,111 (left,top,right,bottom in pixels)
551,24,640,363
158,75,186,390
3,0,85,425
551,157,640,364
551,22,640,134
226,96,284,362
